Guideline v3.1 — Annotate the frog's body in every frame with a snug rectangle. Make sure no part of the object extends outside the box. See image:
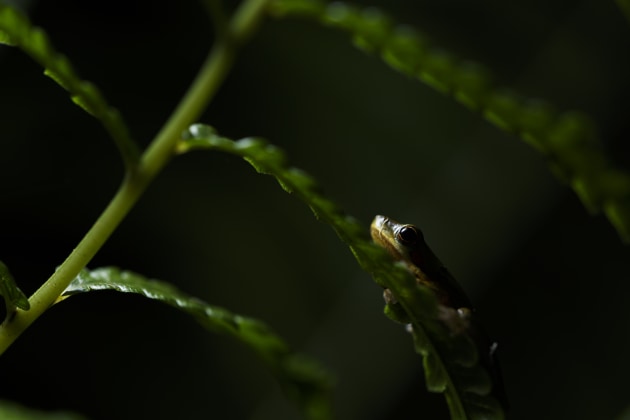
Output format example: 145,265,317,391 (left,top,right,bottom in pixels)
370,215,472,311
370,215,508,410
